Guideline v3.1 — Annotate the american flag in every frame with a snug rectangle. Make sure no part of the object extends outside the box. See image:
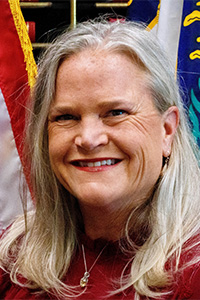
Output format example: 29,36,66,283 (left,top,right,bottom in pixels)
0,0,37,233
